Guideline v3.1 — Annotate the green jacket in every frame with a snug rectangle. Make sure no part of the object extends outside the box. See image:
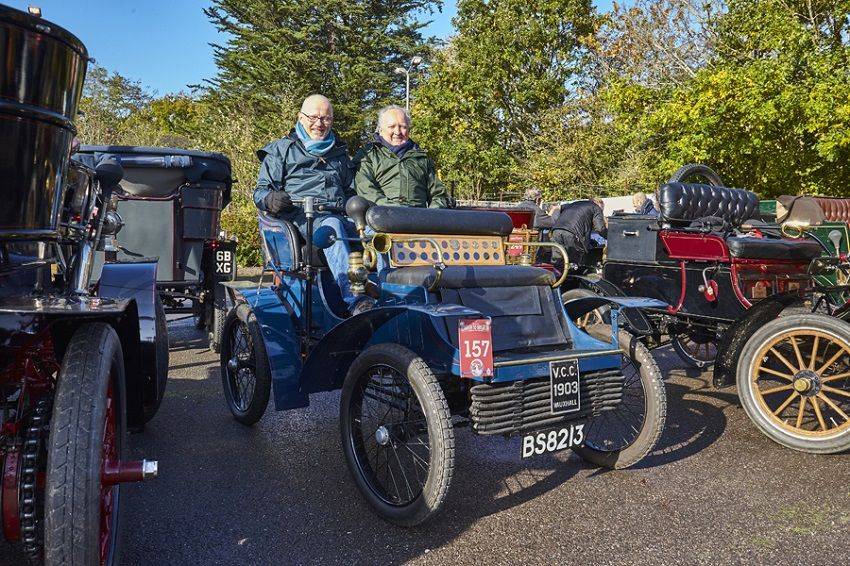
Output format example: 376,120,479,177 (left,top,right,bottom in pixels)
353,142,449,208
